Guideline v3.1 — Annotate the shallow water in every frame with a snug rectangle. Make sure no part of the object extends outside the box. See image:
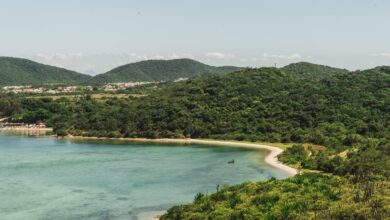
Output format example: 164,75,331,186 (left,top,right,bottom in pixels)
0,134,290,220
